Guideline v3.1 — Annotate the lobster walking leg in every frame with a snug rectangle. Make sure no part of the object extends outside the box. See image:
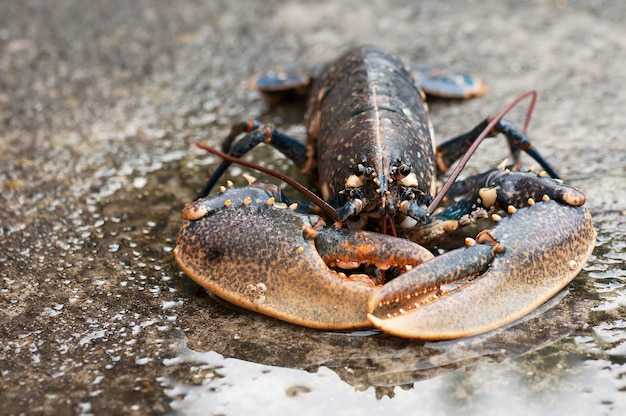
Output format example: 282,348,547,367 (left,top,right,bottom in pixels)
407,169,587,245
198,121,309,198
408,64,487,99
435,118,560,179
